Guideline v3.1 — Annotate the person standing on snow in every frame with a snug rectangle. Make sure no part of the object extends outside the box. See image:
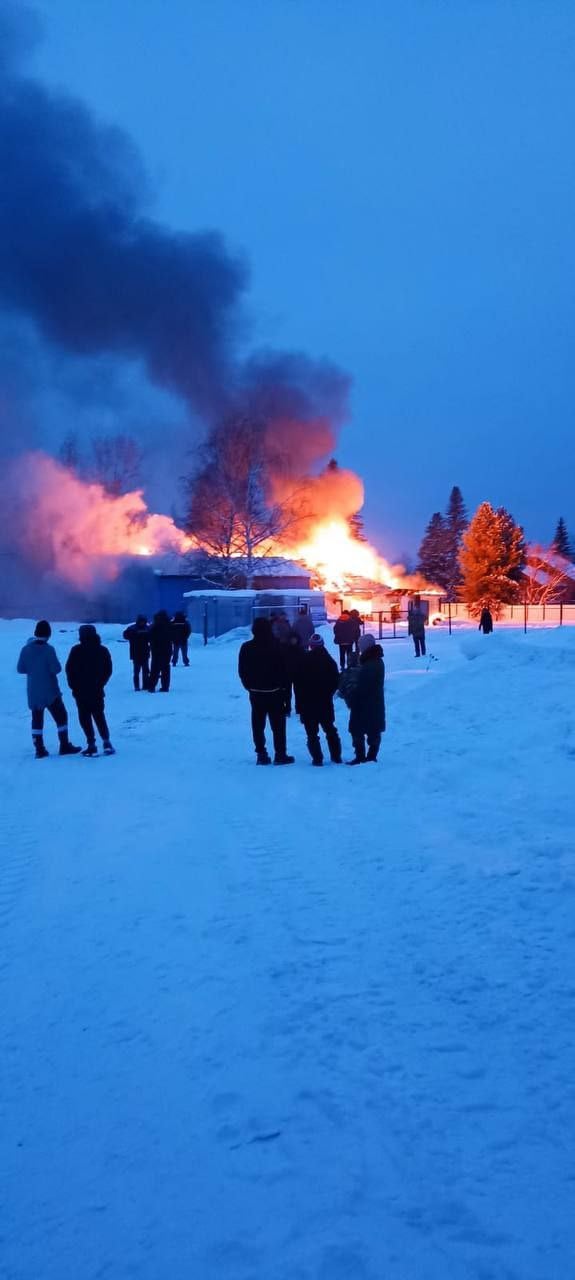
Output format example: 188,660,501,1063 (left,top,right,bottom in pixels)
347,641,386,764
333,610,356,670
296,634,342,766
171,611,192,666
238,616,294,765
65,625,115,756
17,620,82,758
479,607,494,634
408,596,427,657
148,610,173,692
292,605,315,649
349,608,362,656
123,614,150,690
